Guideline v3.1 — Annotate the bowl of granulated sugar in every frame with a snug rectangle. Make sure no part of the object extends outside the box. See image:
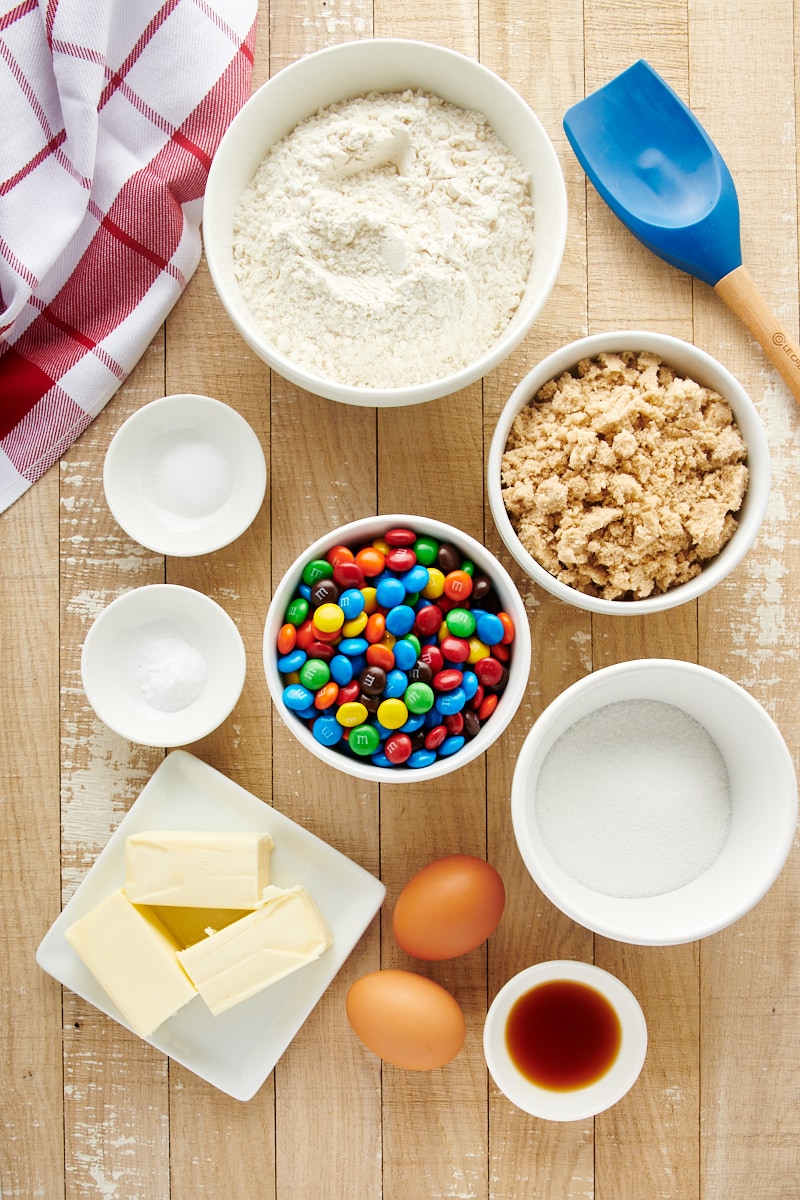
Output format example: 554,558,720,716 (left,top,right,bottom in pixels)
511,659,797,945
203,39,567,407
